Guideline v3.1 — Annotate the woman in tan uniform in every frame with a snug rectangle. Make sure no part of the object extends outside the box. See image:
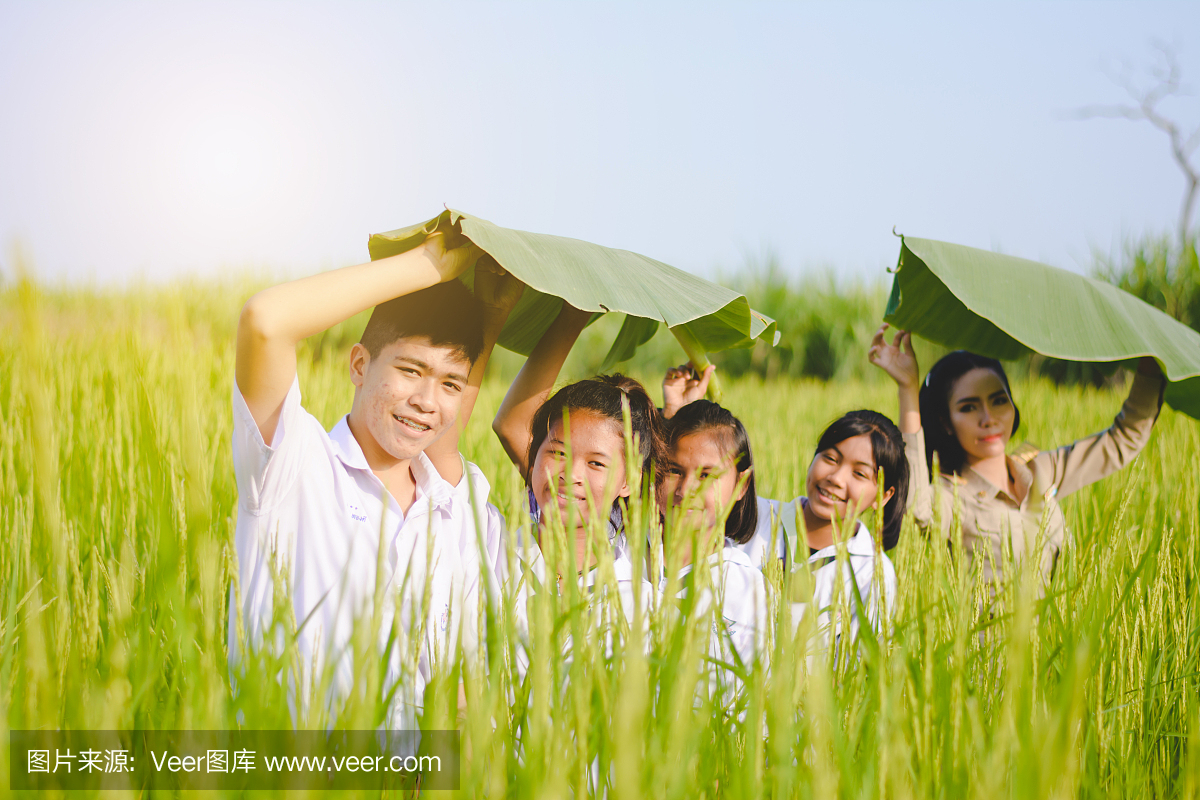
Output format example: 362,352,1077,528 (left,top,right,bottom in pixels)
868,324,1164,586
